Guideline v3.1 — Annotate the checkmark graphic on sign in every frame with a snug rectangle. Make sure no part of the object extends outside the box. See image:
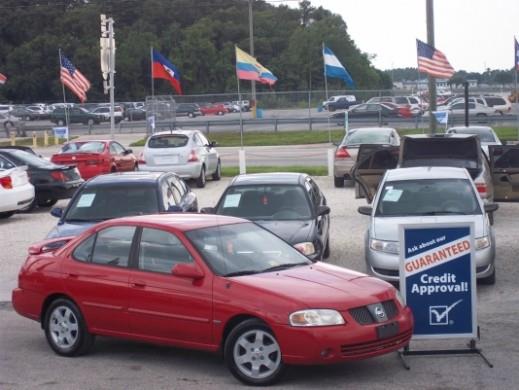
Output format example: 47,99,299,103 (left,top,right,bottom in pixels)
429,299,463,325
